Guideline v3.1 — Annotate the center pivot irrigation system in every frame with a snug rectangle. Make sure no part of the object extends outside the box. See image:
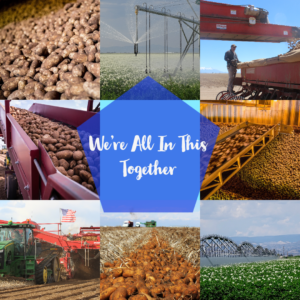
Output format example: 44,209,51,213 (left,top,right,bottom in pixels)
134,1,200,75
201,235,277,258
